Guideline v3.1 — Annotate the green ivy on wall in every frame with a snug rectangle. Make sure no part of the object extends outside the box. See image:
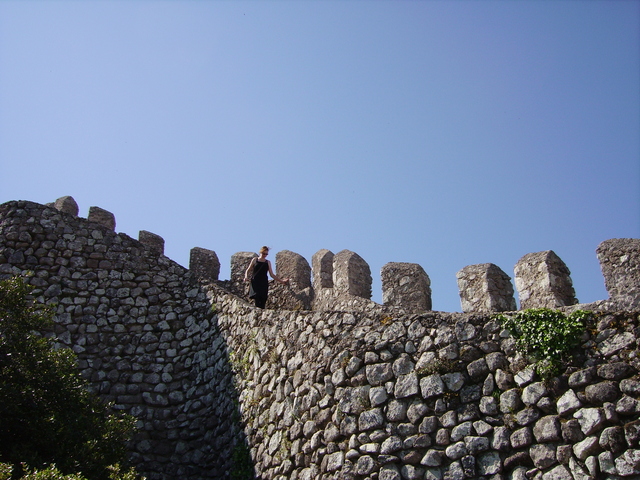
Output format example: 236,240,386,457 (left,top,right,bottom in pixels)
494,308,591,378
